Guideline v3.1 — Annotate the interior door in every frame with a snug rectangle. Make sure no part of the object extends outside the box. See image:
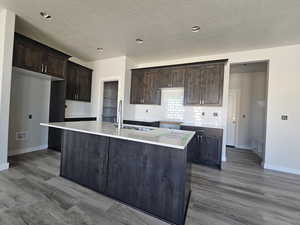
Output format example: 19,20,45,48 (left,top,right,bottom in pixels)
227,90,239,146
